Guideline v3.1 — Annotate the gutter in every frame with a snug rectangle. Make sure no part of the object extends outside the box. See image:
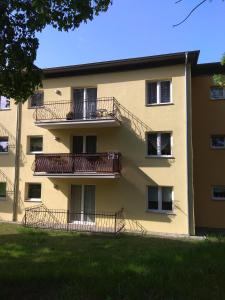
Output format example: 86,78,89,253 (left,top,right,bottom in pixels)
13,102,22,222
